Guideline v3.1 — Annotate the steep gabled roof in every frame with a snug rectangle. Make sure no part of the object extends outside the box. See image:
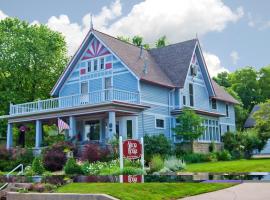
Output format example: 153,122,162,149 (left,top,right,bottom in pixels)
93,30,174,88
211,80,239,104
149,39,197,88
51,29,239,105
